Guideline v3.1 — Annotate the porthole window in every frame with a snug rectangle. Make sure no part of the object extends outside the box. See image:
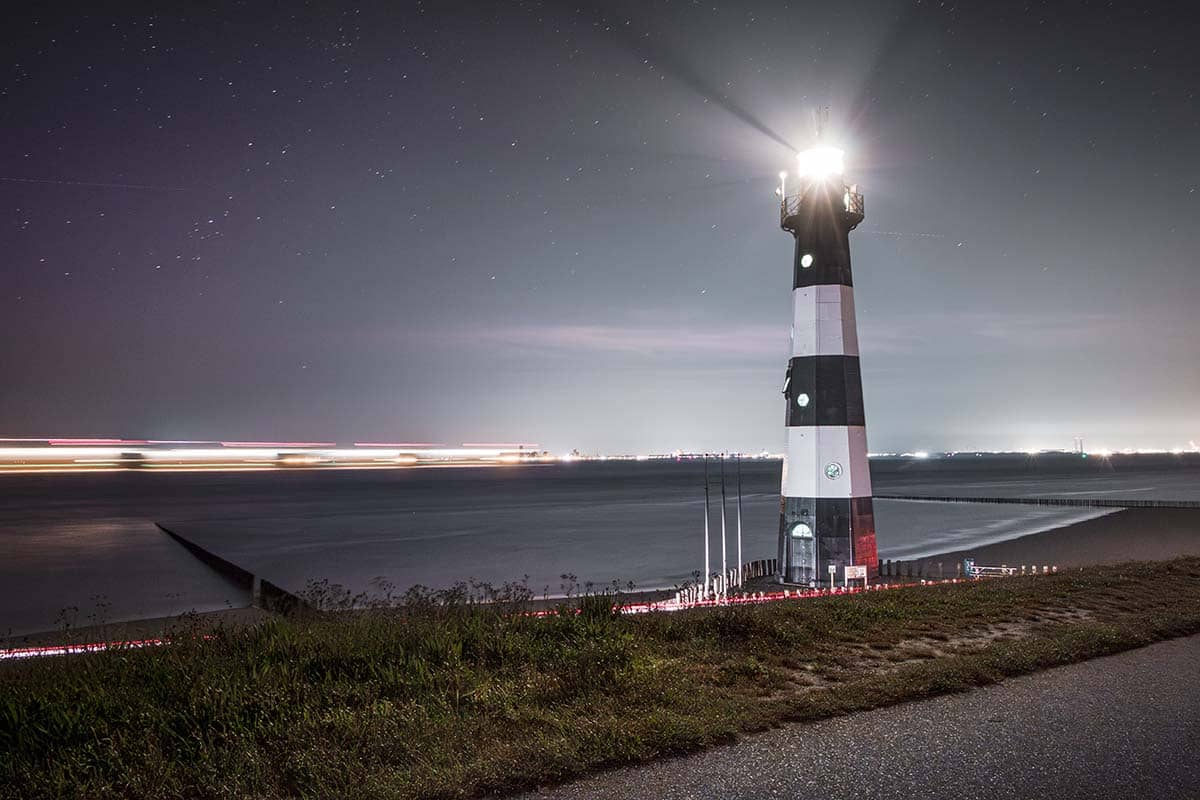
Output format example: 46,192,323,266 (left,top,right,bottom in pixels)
824,462,843,480
789,522,813,540
796,392,810,408
800,253,814,268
